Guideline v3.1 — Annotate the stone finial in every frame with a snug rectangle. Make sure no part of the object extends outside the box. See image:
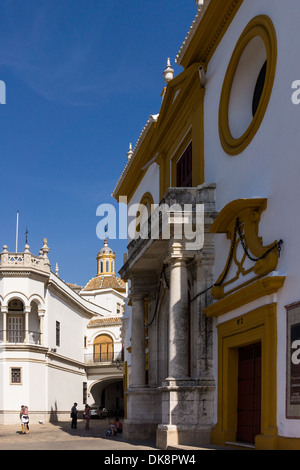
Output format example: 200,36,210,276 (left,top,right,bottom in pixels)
127,143,133,161
163,58,174,84
195,0,204,10
24,244,30,253
2,245,7,252
55,262,59,276
41,238,50,257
